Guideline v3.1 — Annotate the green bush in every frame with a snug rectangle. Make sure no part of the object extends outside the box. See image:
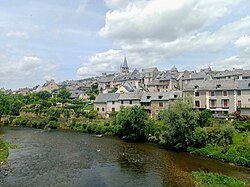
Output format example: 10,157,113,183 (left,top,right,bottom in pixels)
46,120,59,129
232,121,250,132
30,118,48,128
193,126,235,147
12,116,29,126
